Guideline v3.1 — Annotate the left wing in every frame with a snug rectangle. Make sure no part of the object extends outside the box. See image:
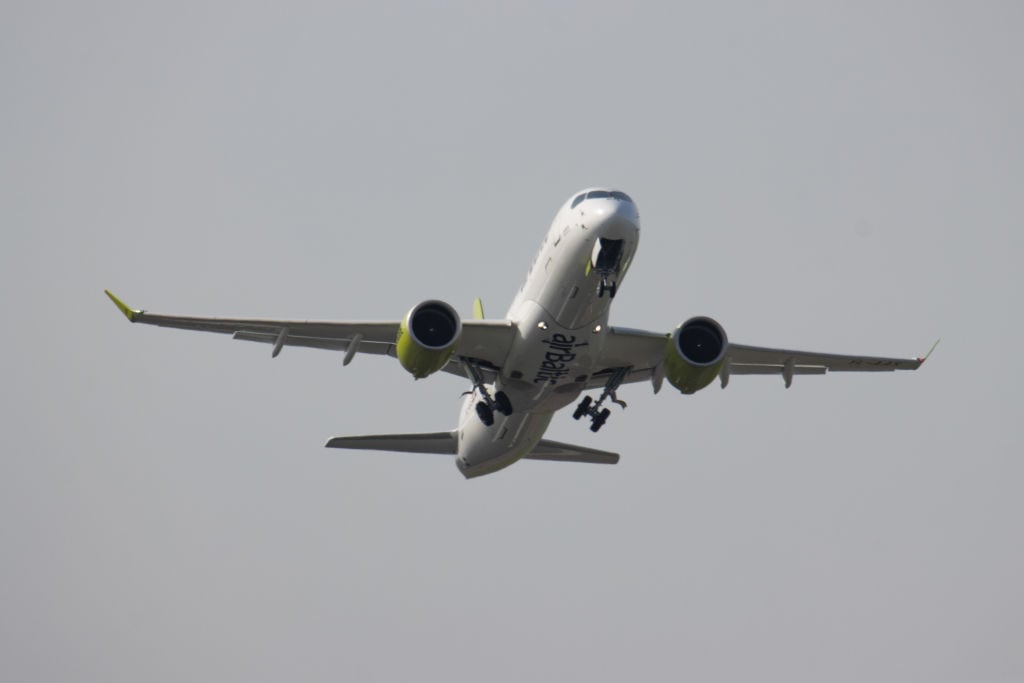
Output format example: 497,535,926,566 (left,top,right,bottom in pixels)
720,342,930,388
104,290,515,374
588,326,932,391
